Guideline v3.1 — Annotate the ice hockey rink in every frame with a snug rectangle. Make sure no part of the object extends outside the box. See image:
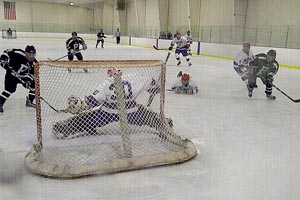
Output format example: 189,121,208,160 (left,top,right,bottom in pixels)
0,38,300,200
